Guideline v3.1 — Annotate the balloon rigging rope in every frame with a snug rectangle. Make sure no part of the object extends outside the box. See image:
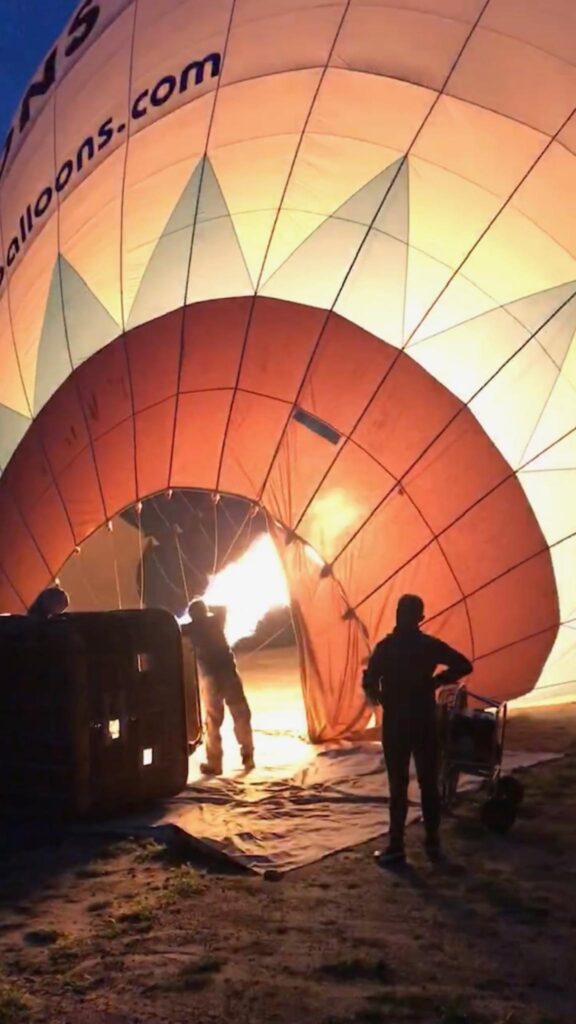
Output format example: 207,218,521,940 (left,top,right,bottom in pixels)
212,498,219,577
520,677,576,697
214,0,363,496
225,0,493,517
68,545,103,611
205,1,492,652
215,497,257,574
118,2,143,499
355,462,576,616
137,513,144,611
150,546,183,597
179,491,218,565
166,0,238,488
175,527,190,608
225,6,575,629
109,525,123,611
235,623,294,665
151,494,202,587
148,493,194,605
